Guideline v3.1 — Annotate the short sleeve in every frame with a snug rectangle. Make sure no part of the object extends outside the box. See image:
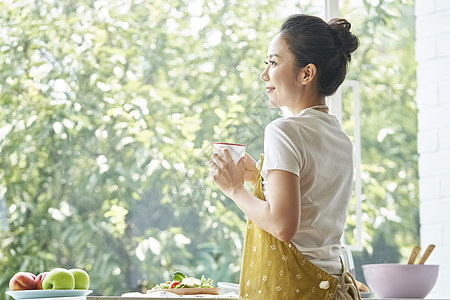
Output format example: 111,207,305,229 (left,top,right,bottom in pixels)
261,119,302,180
